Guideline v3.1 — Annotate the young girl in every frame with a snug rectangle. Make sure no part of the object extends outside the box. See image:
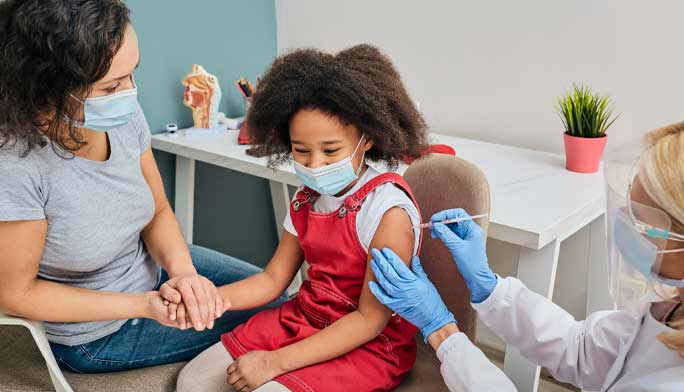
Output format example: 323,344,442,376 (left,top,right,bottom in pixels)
174,44,429,392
